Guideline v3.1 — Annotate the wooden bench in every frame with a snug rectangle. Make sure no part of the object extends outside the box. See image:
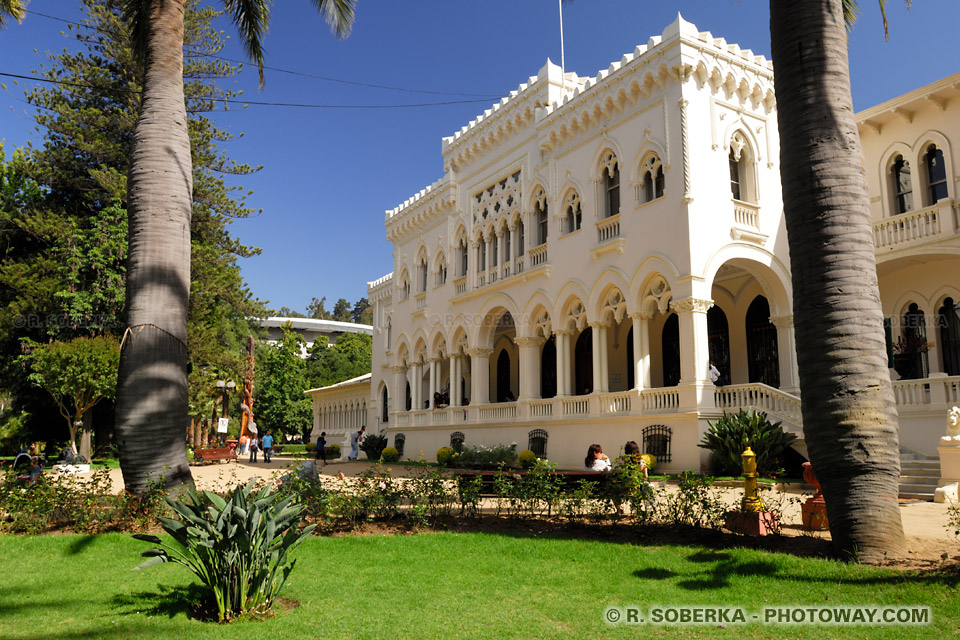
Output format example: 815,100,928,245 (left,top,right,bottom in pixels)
455,470,611,496
192,447,237,465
